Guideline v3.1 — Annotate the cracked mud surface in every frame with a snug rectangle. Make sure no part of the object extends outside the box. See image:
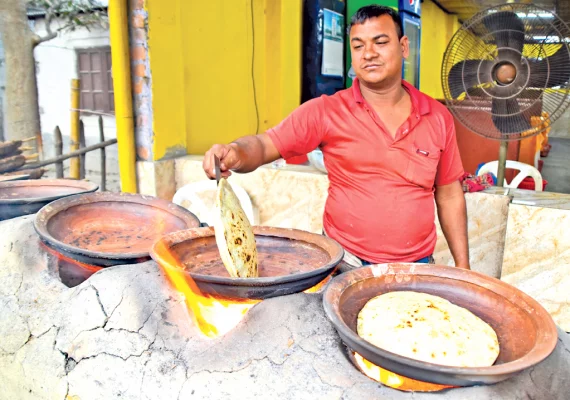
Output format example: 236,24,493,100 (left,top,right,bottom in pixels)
1,216,570,399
